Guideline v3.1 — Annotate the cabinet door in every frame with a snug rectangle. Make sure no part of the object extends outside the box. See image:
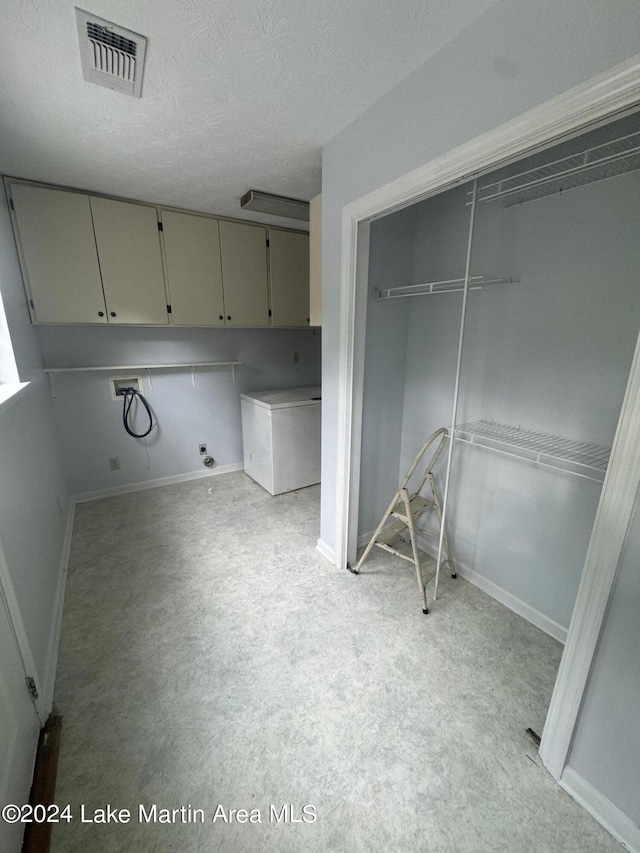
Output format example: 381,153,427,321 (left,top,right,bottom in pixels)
218,220,269,327
89,197,168,325
269,230,310,326
161,210,225,326
10,184,107,324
